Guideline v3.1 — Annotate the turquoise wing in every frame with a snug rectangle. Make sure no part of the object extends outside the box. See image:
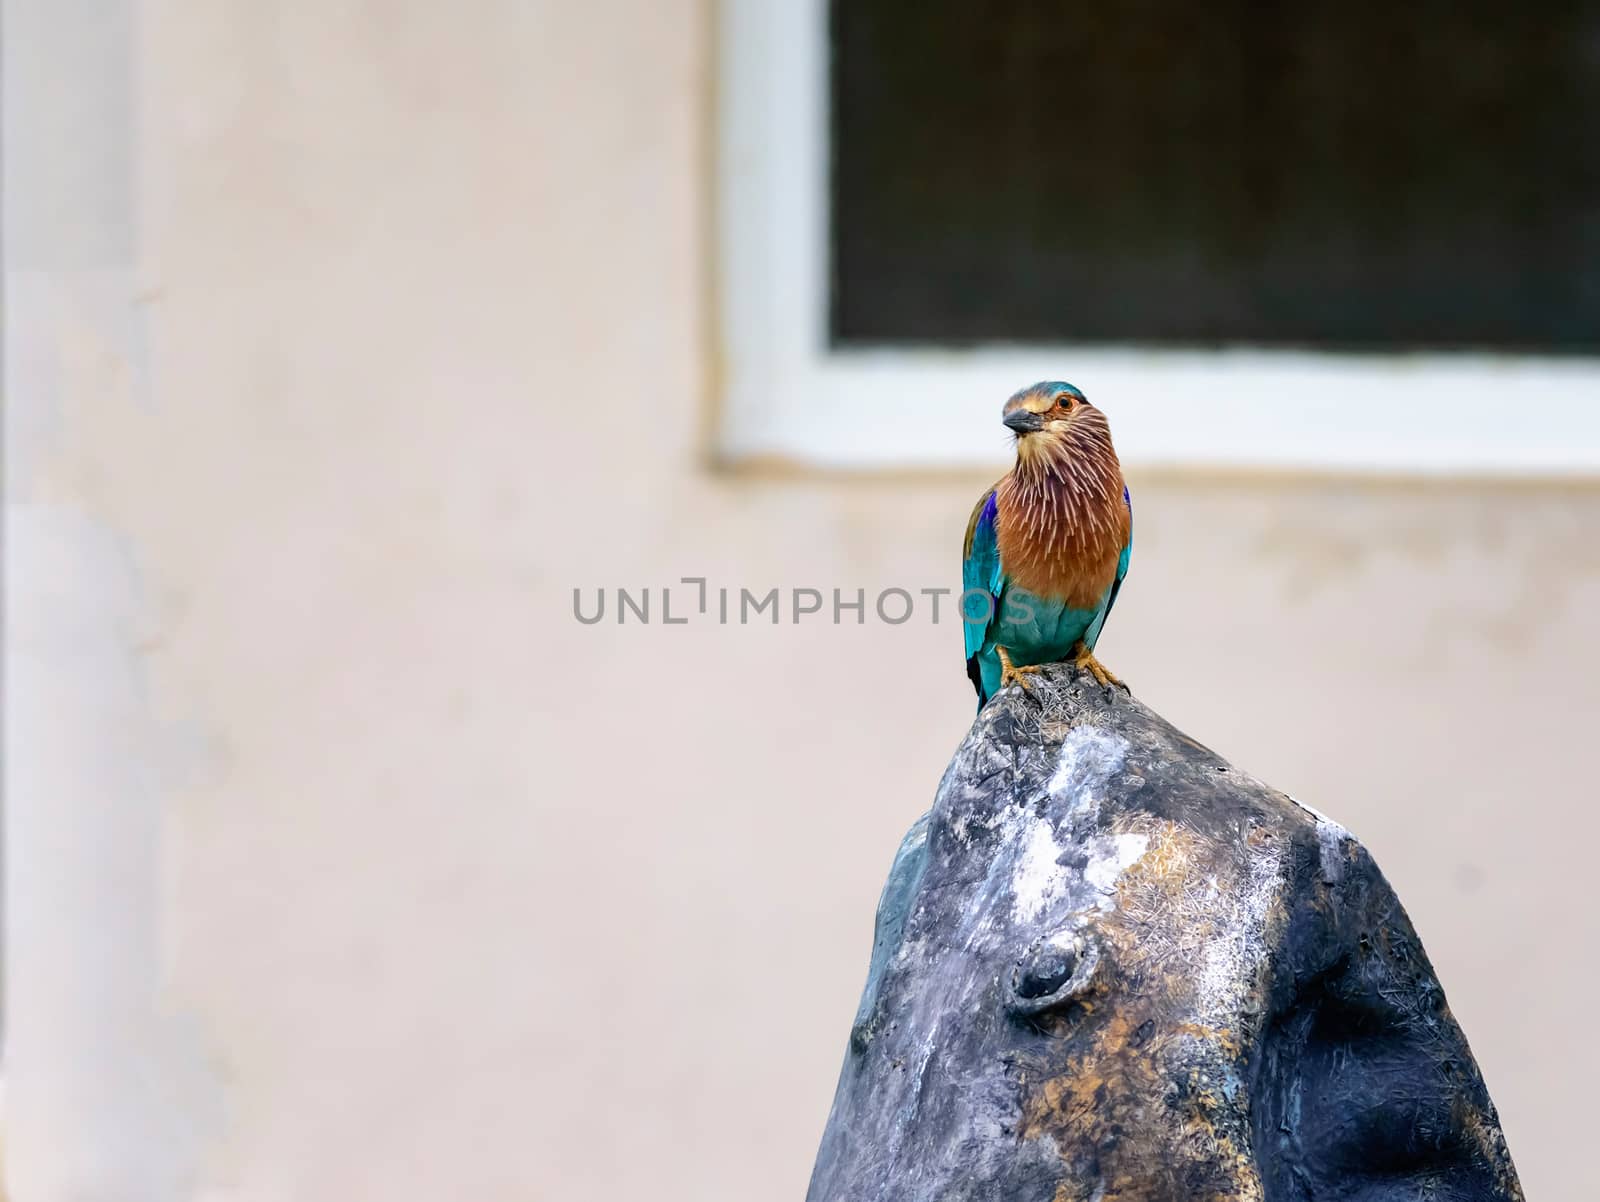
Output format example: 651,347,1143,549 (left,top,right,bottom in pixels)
1082,484,1133,651
962,486,1006,696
